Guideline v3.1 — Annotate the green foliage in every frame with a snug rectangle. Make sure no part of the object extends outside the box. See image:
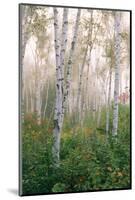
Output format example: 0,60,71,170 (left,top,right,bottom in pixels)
52,183,66,193
22,114,54,195
22,105,131,195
